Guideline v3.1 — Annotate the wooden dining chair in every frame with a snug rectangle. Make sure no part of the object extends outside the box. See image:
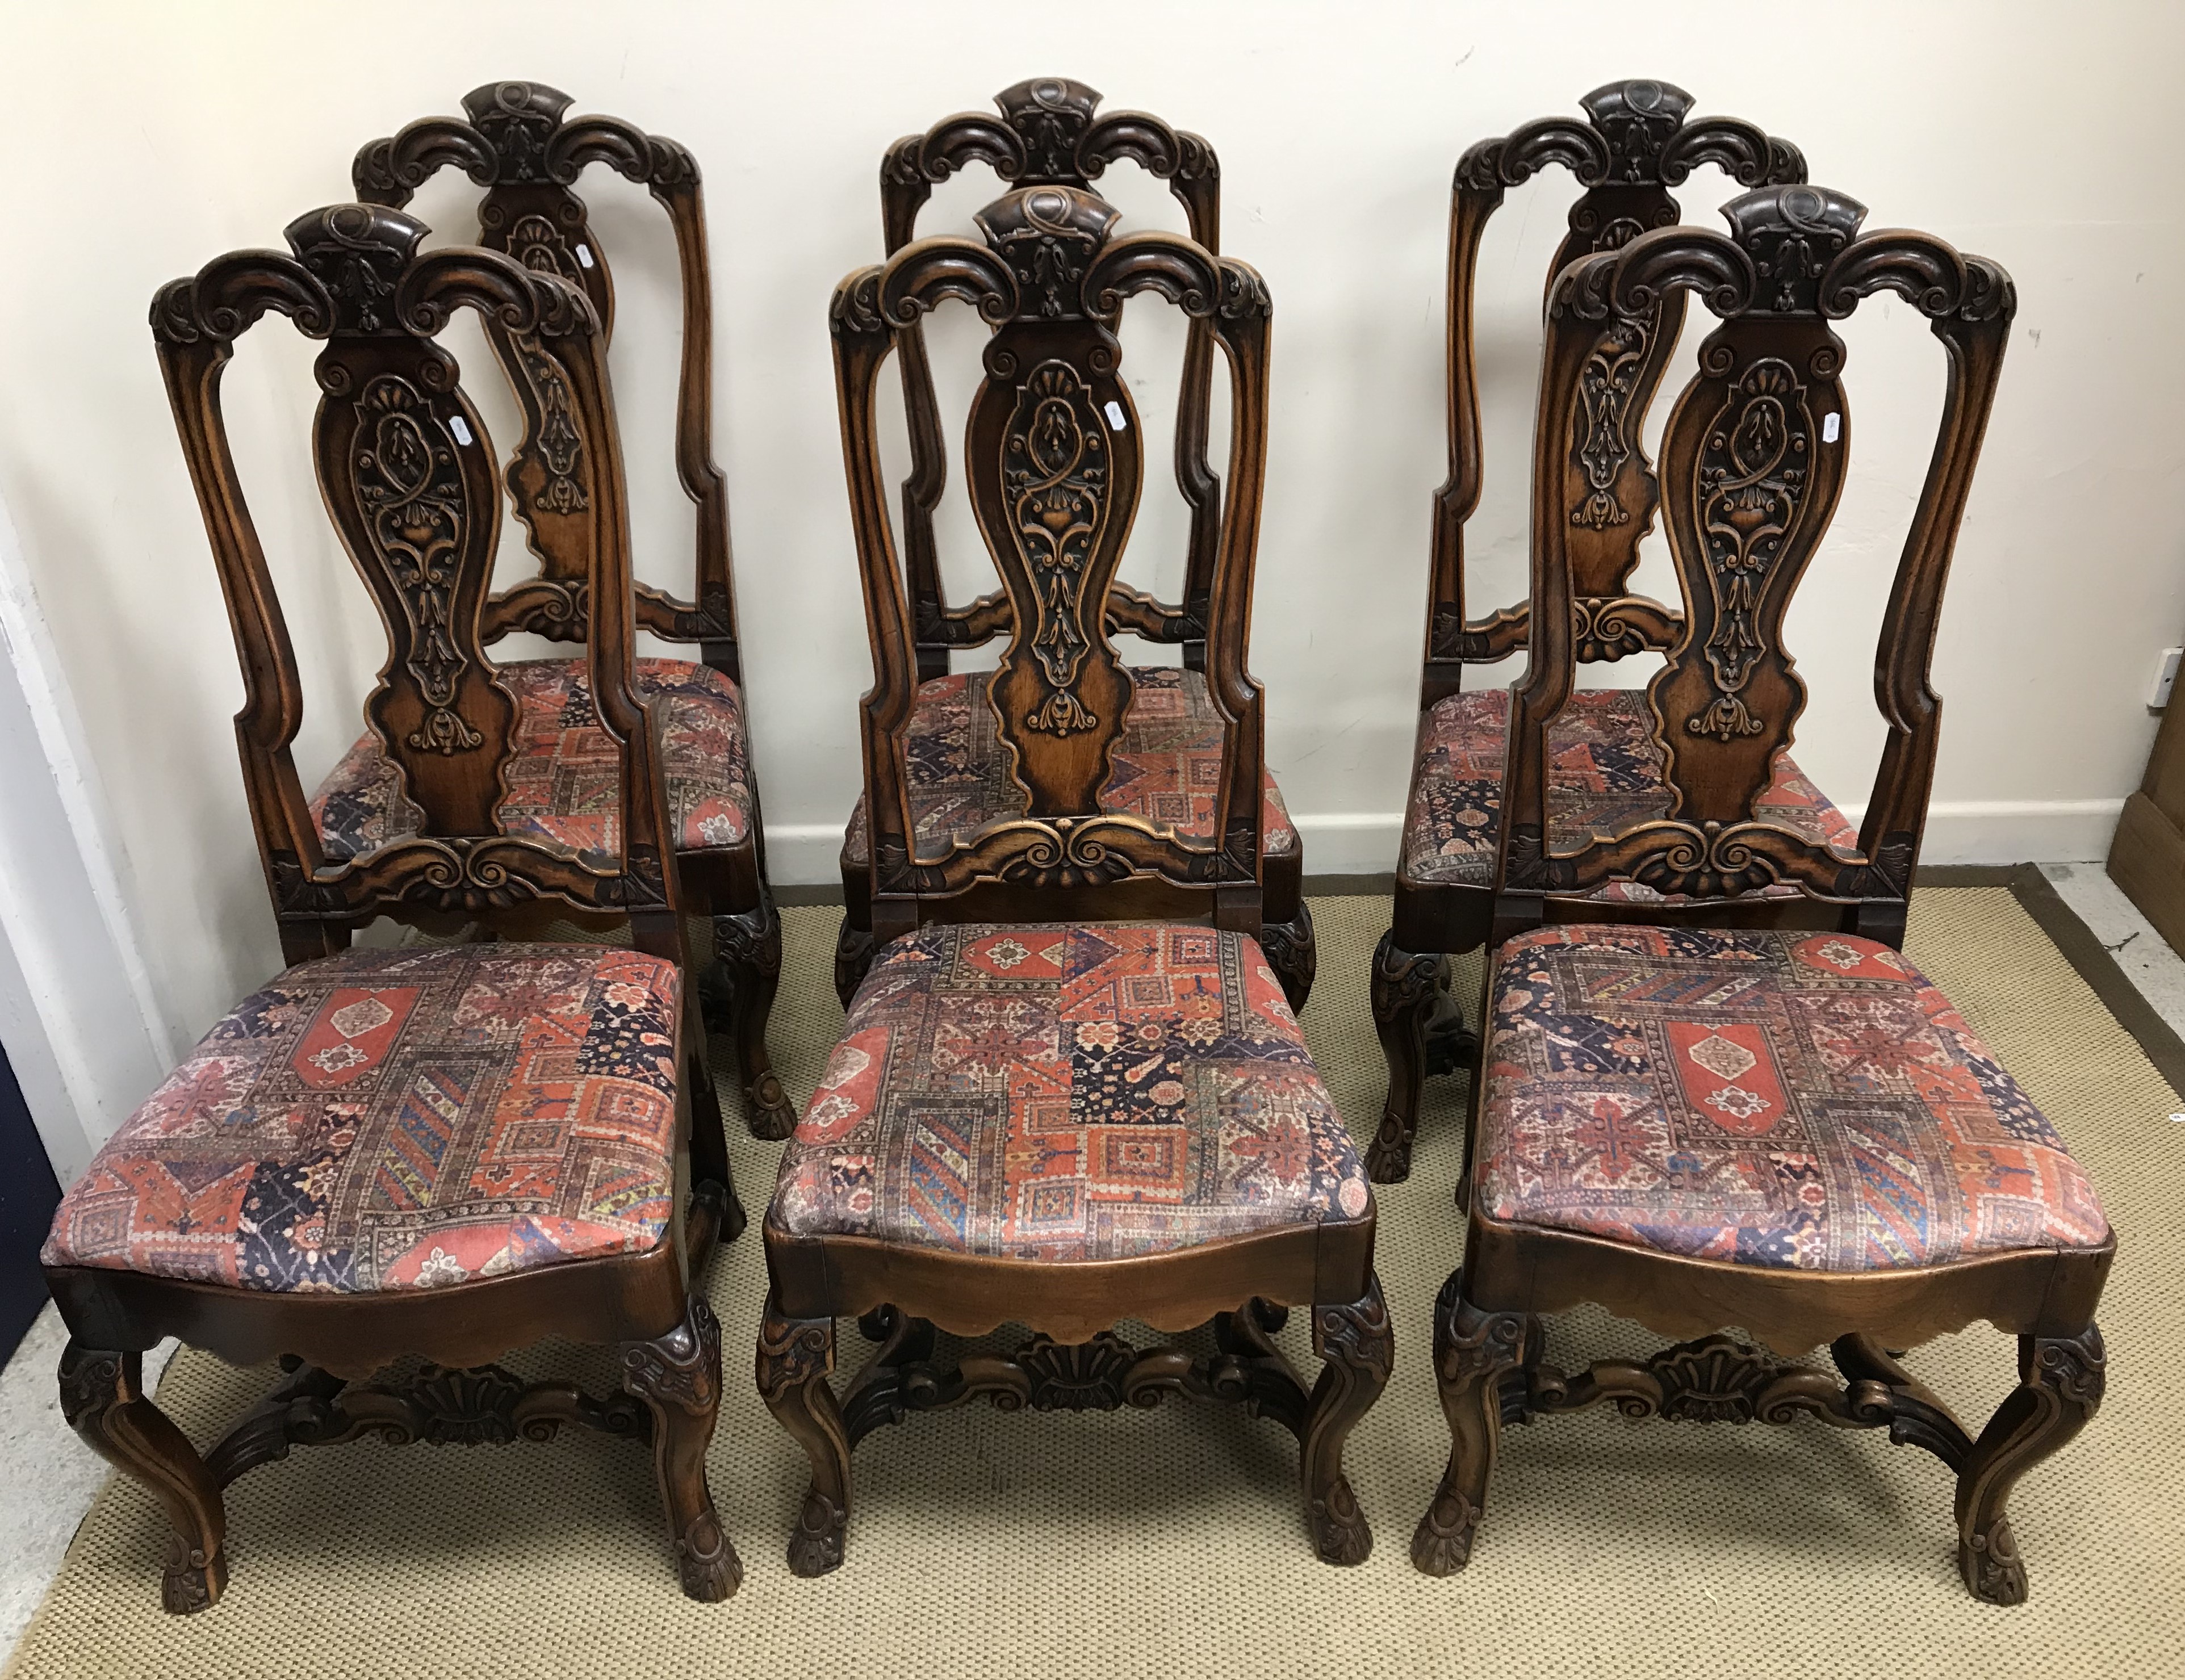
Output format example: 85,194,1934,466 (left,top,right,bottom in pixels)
1370,81,1809,1182
839,79,1315,1014
39,208,742,1611
757,183,1387,1578
353,81,792,1142
1410,185,2115,1604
